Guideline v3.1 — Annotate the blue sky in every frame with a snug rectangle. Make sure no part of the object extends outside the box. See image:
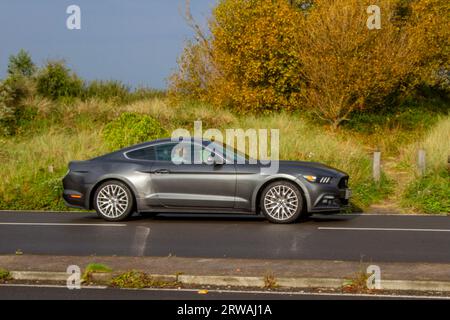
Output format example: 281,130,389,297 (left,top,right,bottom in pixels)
0,0,214,89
